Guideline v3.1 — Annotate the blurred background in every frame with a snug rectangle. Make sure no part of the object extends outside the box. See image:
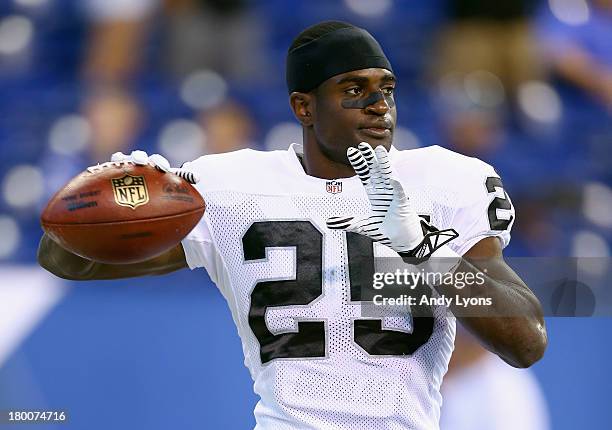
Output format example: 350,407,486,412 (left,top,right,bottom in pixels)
0,0,611,428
